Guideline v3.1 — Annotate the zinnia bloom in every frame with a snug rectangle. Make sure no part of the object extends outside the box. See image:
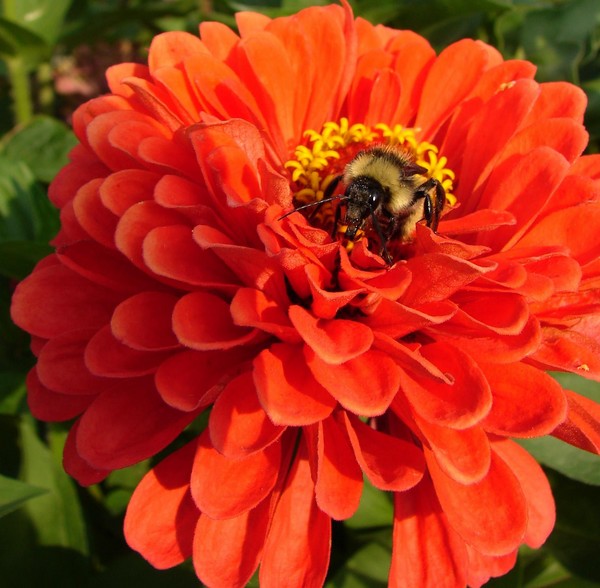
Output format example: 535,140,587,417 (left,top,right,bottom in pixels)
11,2,600,586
